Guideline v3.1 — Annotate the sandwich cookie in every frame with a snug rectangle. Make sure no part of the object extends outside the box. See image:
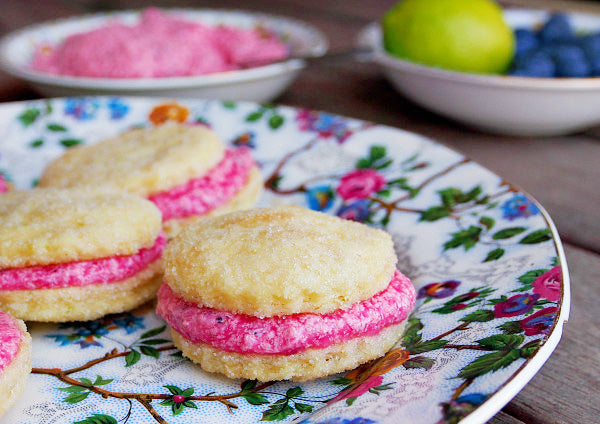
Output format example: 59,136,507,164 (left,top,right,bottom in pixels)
0,311,31,418
157,205,416,381
39,123,262,237
0,188,164,321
